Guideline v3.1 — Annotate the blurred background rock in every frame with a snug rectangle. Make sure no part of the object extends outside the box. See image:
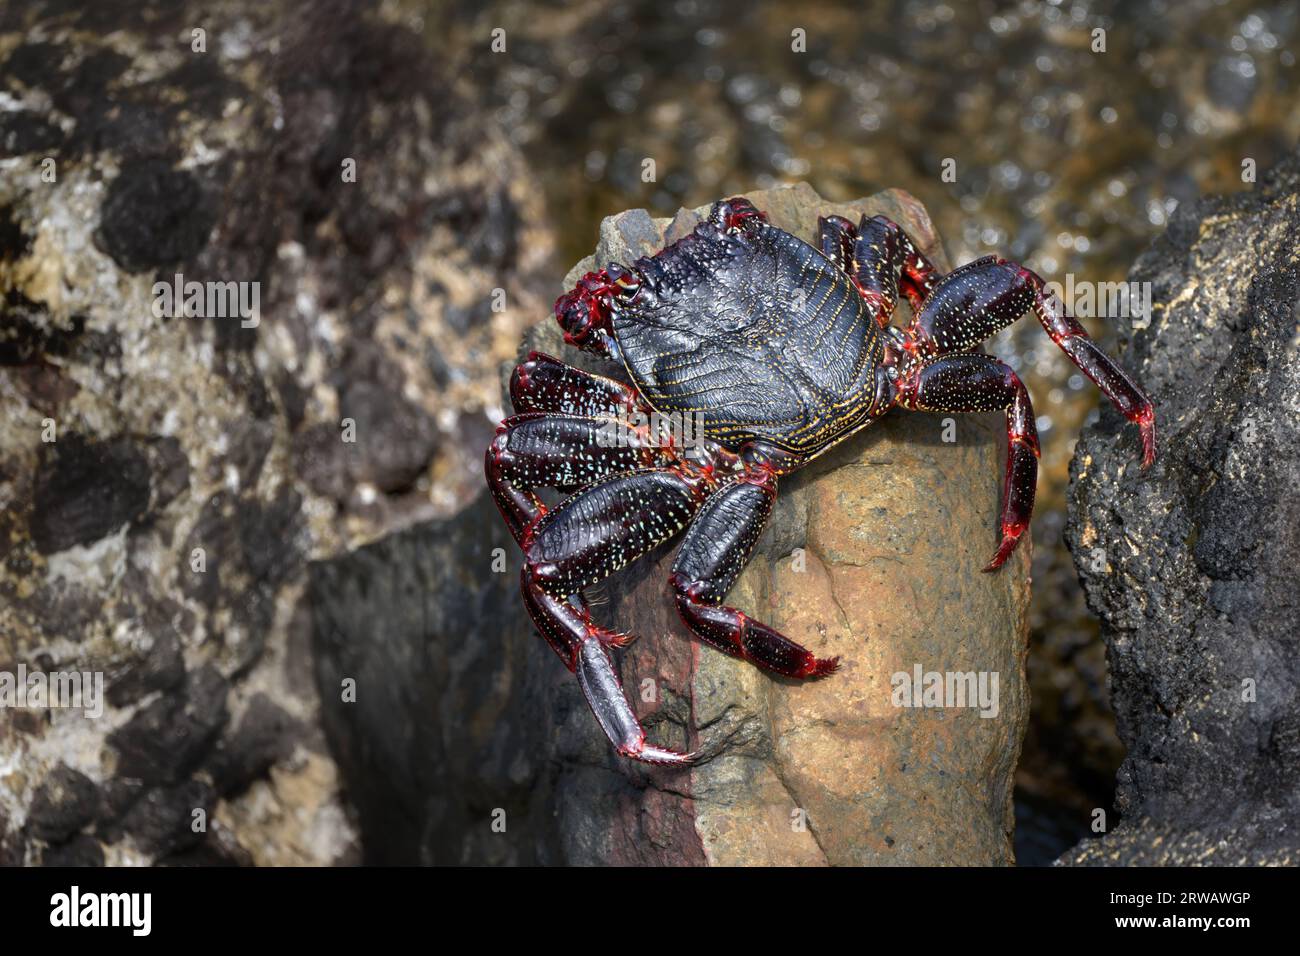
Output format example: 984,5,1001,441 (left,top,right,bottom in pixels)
1,0,1295,865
